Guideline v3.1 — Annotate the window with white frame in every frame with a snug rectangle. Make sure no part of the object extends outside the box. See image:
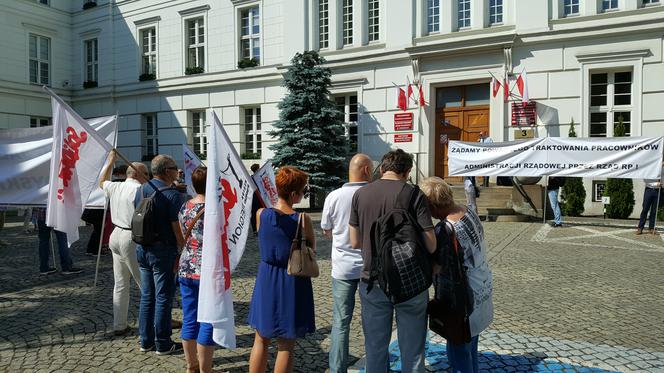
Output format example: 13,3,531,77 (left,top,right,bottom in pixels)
563,0,580,16
29,34,50,85
342,0,353,46
244,108,262,157
334,94,359,152
367,0,379,42
141,27,157,75
643,0,659,5
240,6,260,62
190,111,207,158
30,117,51,127
489,0,503,25
37,0,49,5
427,0,440,34
458,0,471,29
142,114,158,160
186,18,205,70
84,38,98,82
589,71,632,137
602,0,619,11
319,0,329,49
